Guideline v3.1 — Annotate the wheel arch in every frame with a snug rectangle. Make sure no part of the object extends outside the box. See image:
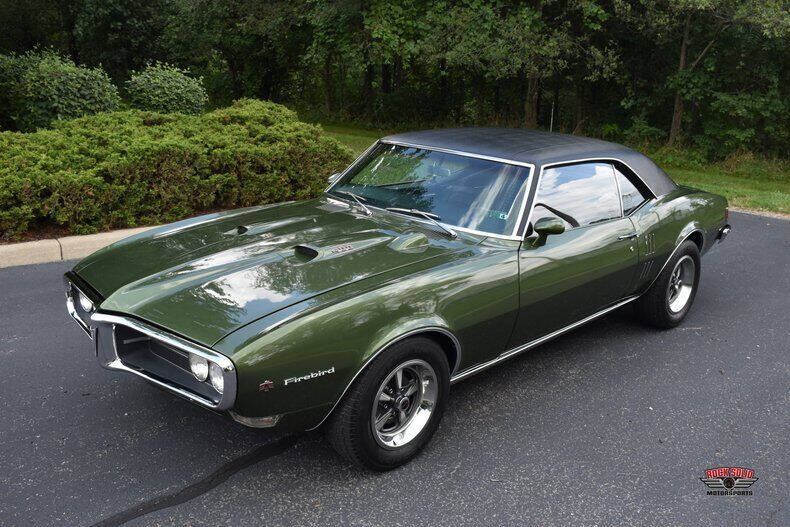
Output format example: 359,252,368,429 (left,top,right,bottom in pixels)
641,226,704,295
685,229,704,251
676,221,705,251
307,325,461,431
